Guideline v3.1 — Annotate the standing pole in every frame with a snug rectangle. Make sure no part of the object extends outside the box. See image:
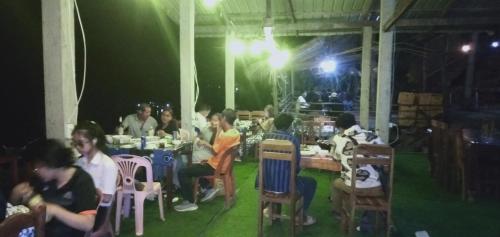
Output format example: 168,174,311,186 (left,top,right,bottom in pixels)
464,32,478,102
180,0,195,134
360,26,373,129
42,0,77,140
272,72,279,115
225,31,236,109
375,0,396,143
